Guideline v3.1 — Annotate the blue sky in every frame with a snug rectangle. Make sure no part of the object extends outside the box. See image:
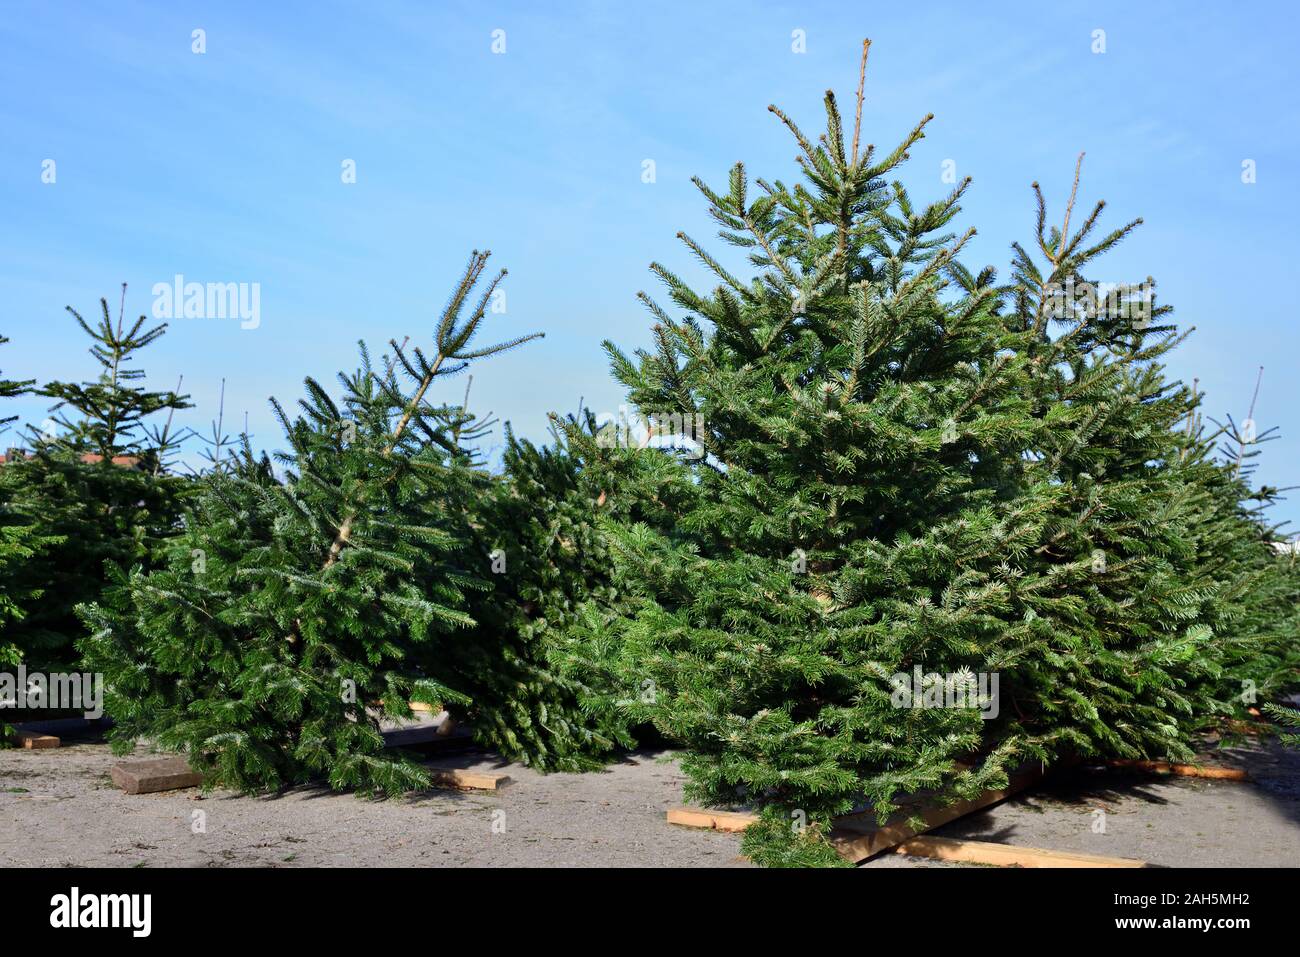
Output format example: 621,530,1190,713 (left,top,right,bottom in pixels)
2,1,1297,531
